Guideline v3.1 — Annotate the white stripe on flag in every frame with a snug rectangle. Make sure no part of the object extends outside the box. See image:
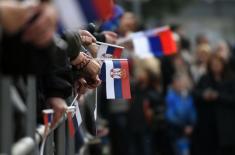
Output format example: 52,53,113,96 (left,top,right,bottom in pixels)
105,60,115,99
132,32,154,58
97,44,108,58
75,101,82,126
54,0,87,29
